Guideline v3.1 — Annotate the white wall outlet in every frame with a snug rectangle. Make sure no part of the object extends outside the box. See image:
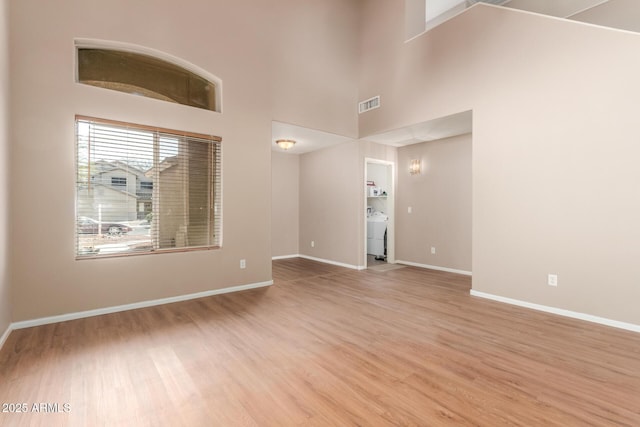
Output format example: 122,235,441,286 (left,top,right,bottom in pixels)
311,241,315,248
548,274,558,287
240,259,246,269
431,247,436,254
408,206,412,214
